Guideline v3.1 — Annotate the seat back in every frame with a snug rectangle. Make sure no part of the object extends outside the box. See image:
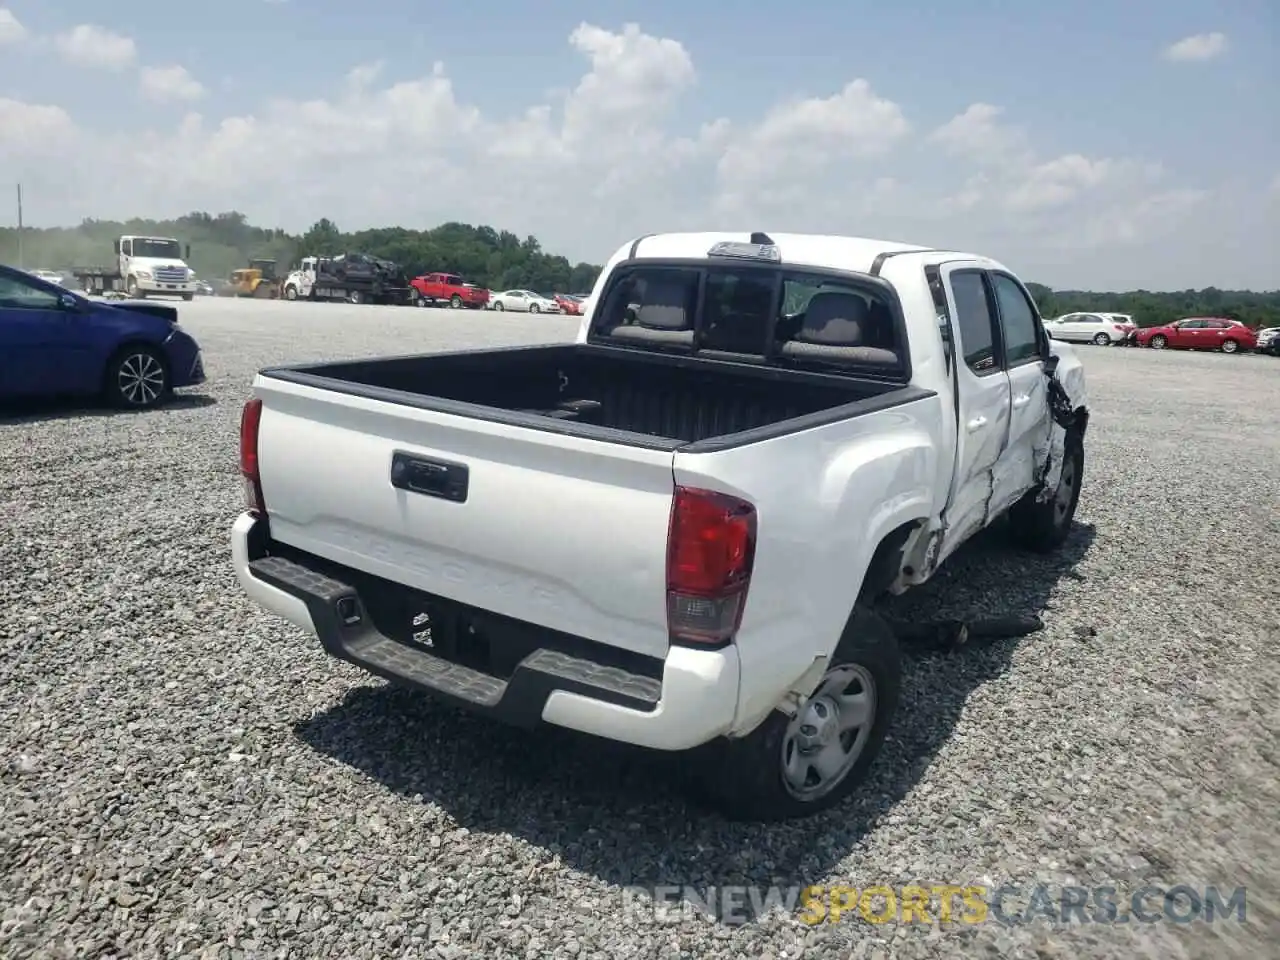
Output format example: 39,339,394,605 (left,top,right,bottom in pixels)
779,291,901,366
608,276,696,346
